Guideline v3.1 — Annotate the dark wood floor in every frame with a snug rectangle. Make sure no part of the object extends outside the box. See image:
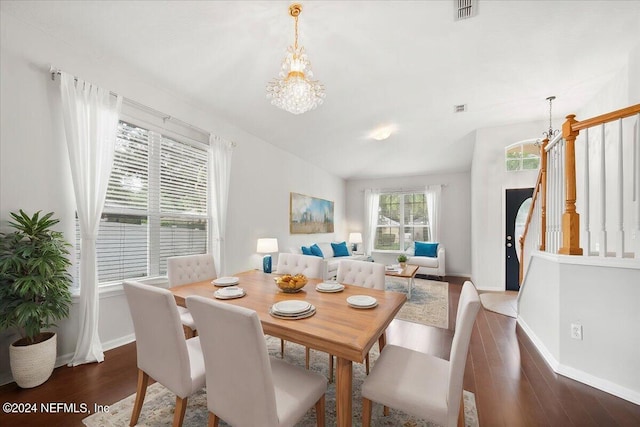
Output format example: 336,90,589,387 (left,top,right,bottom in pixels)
1,276,638,426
